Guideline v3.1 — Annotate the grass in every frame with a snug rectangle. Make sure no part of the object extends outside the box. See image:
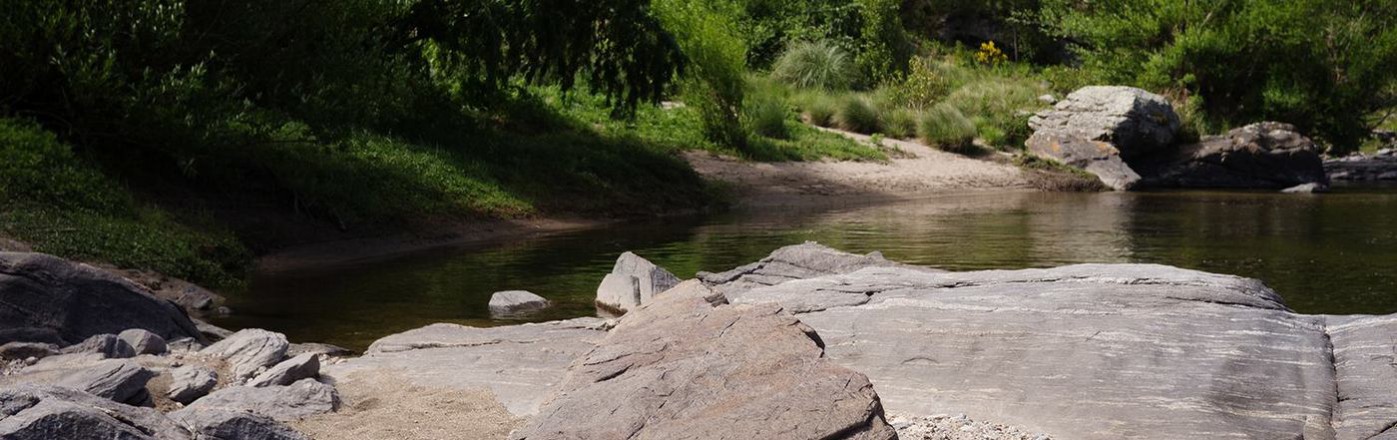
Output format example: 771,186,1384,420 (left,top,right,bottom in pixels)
771,40,859,91
835,94,881,134
919,104,977,153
